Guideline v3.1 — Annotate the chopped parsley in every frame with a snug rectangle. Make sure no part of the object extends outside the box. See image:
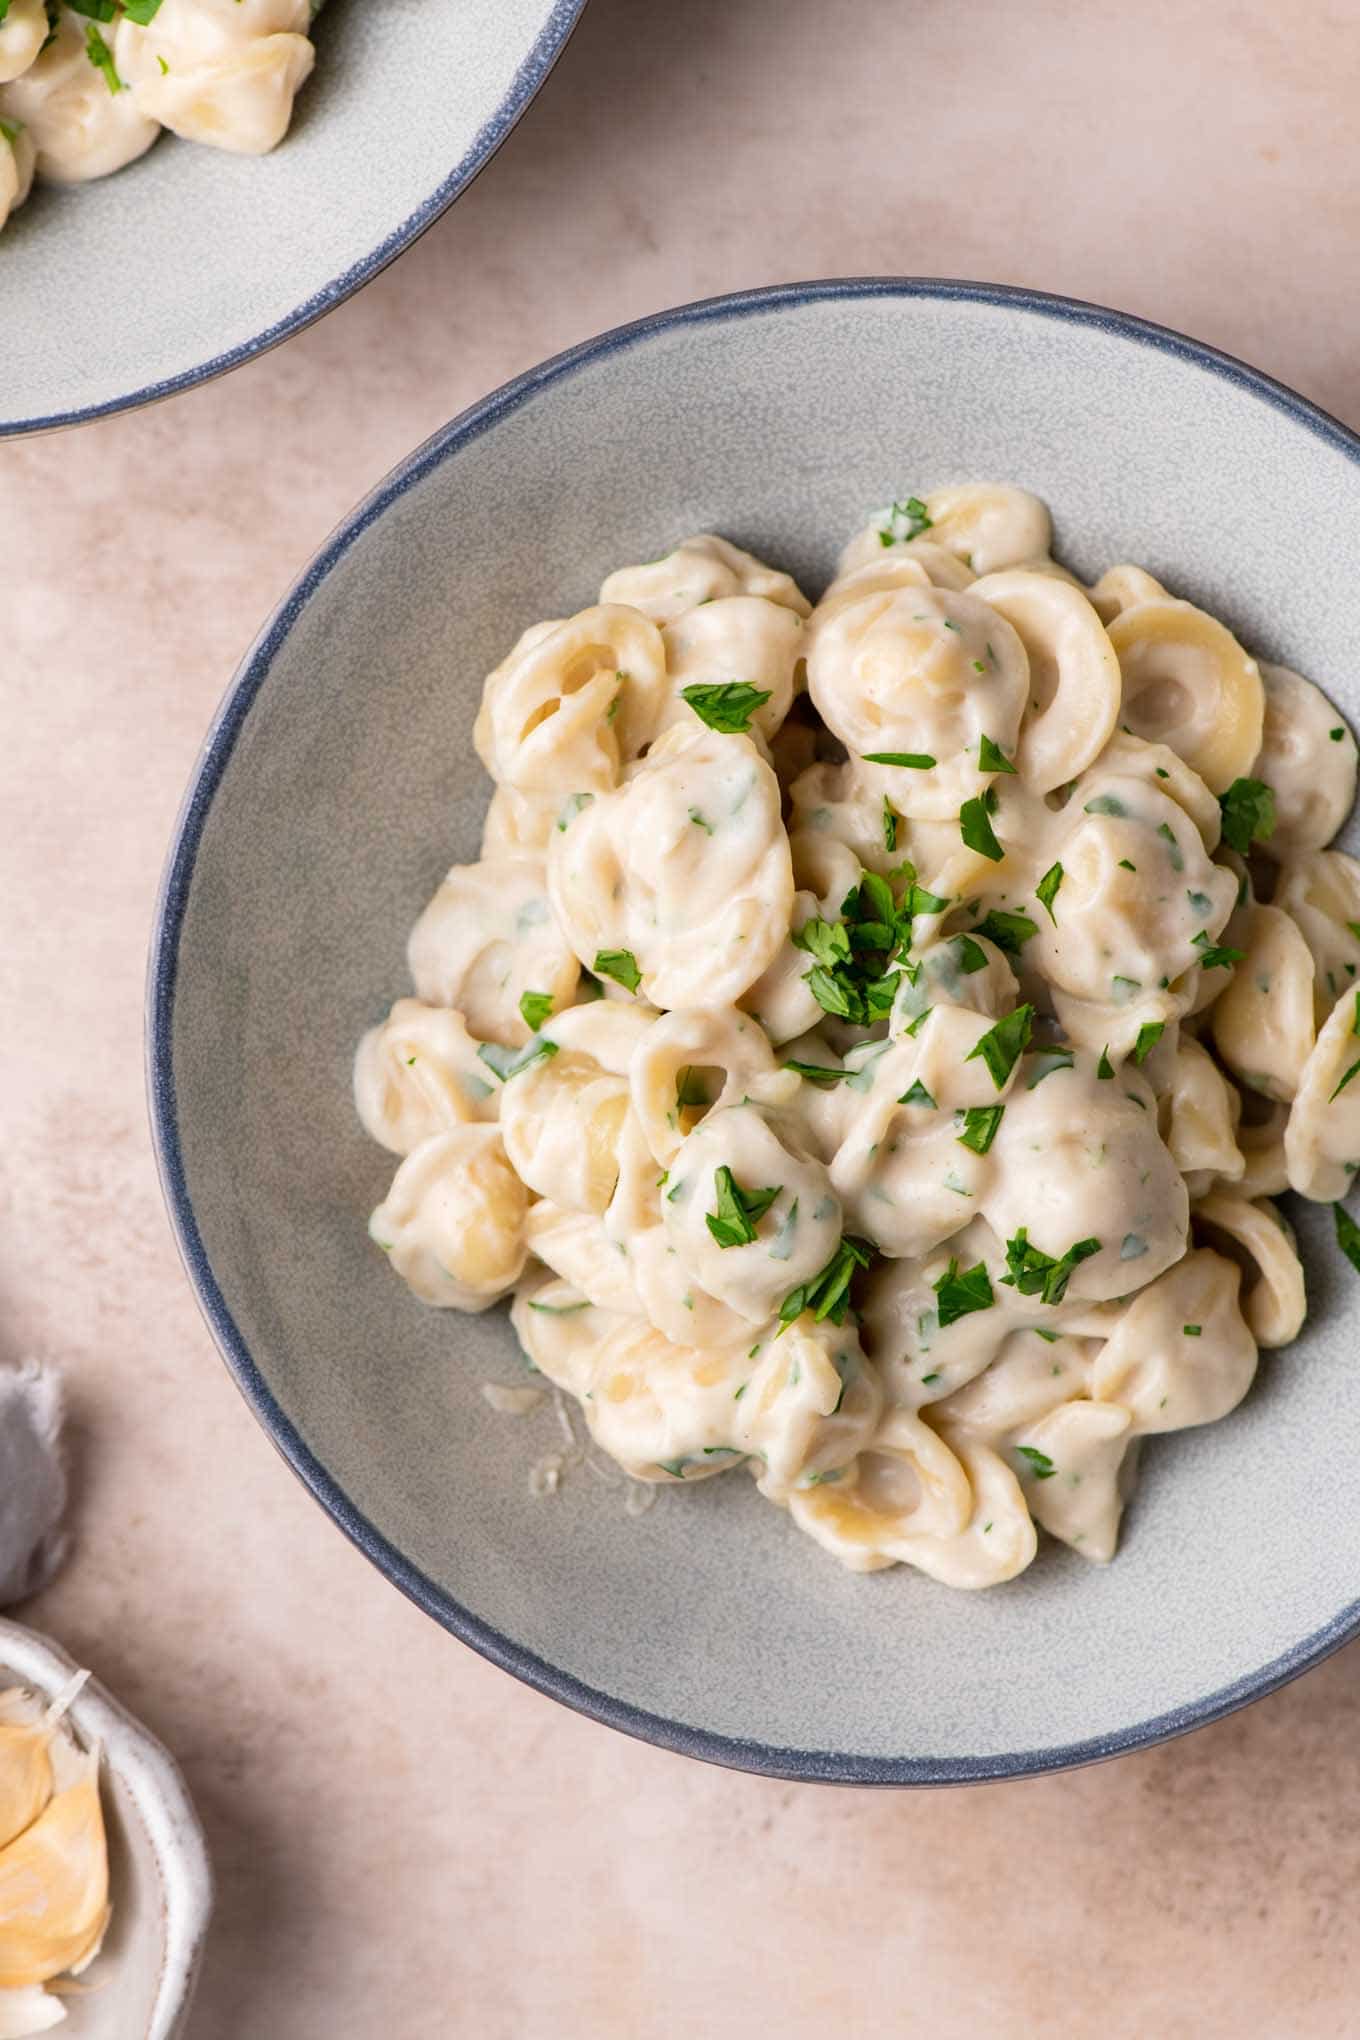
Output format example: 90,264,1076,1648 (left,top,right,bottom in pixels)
1191,929,1245,971
957,1104,1004,1154
898,1079,936,1109
882,798,899,853
120,0,165,18
1002,1228,1101,1305
527,1297,589,1316
680,681,771,733
1218,776,1276,855
706,1166,781,1249
518,990,554,1031
1186,889,1213,916
688,807,714,834
778,1236,874,1329
1157,821,1184,870
1330,1056,1360,1102
932,1257,995,1327
675,1067,711,1109
863,750,937,769
477,1035,559,1082
1035,861,1063,922
1132,1020,1165,1064
1083,793,1127,817
978,734,1018,775
792,868,946,1026
1331,727,1347,742
1096,1046,1115,1079
1183,1324,1202,1337
965,1004,1034,1089
1016,1445,1057,1480
1118,859,1137,873
878,495,933,544
83,19,121,90
1335,1203,1360,1274
1027,1047,1074,1087
960,793,1004,862
782,1059,849,1087
593,948,642,993
953,934,990,973
975,908,1037,954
